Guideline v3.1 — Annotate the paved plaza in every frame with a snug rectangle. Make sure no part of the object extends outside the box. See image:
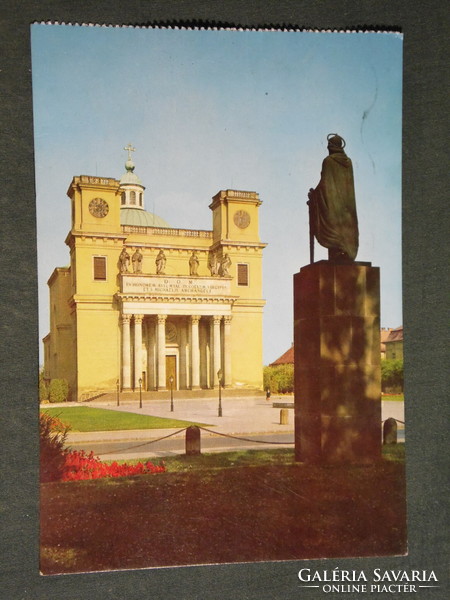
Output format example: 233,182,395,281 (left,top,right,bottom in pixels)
52,394,406,460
